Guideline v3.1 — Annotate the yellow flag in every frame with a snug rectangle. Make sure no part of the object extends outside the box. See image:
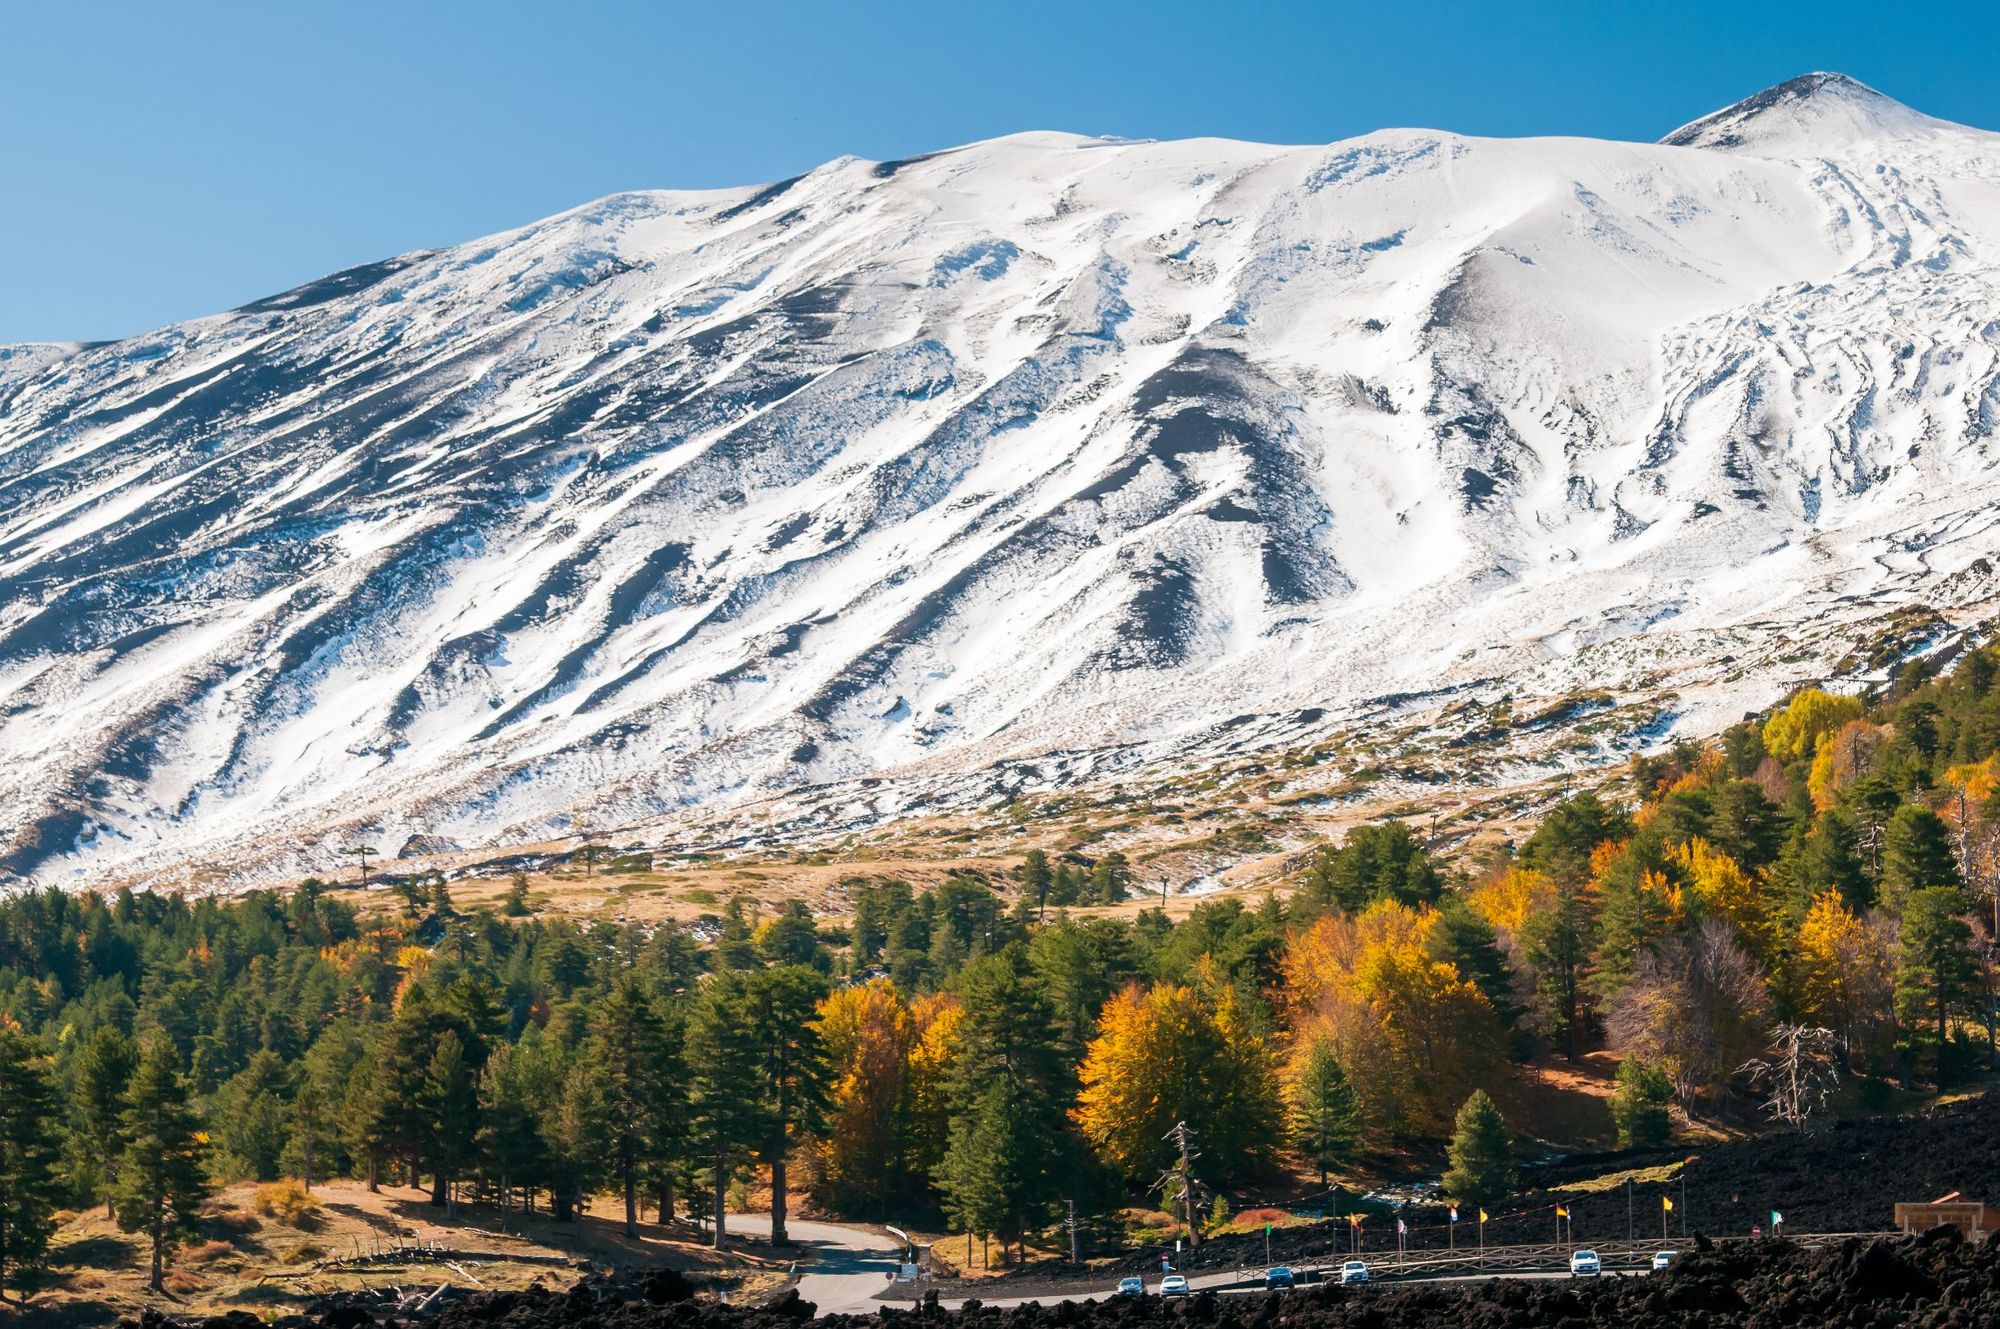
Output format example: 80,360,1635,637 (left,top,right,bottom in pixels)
1479,1209,1488,1223
1556,1206,1569,1218
1663,1197,1674,1211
